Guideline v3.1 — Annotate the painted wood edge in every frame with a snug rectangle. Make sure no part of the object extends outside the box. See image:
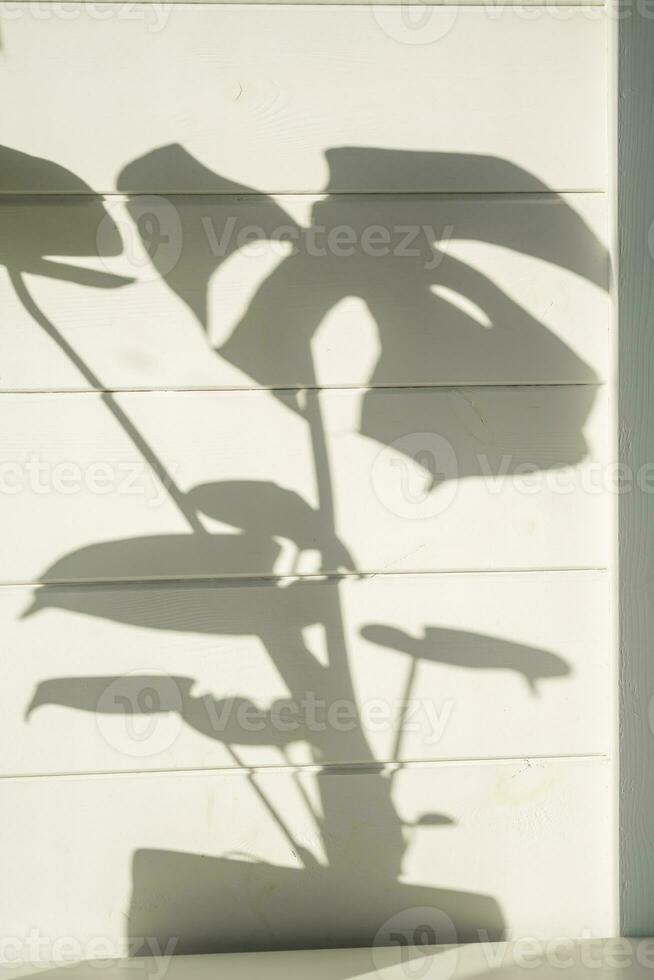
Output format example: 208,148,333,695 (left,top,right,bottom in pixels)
0,190,610,200
615,0,651,940
0,1,607,6
0,752,609,783
2,938,651,980
5,564,612,587
0,382,609,397
0,566,611,590
0,189,610,199
6,934,654,980
608,0,620,943
0,383,608,395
